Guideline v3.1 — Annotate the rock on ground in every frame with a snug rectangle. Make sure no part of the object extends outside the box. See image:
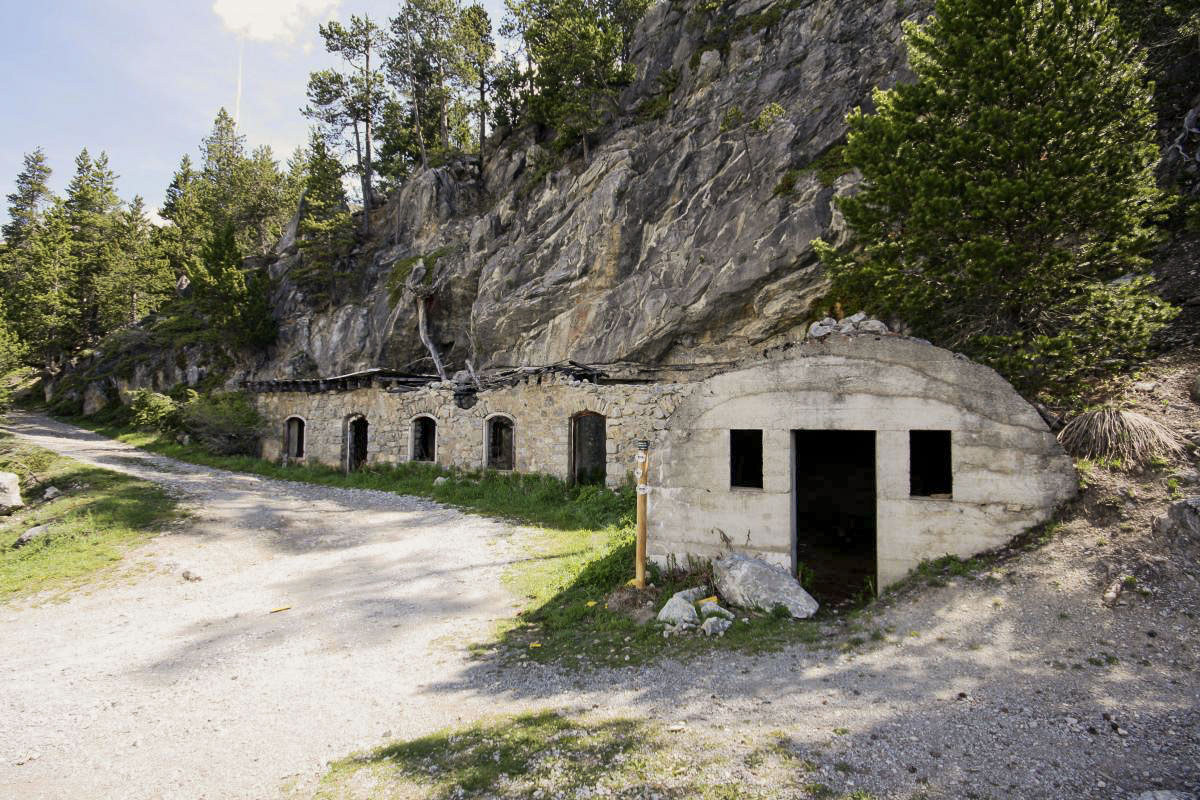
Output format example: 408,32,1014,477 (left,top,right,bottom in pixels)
0,471,22,515
12,523,52,549
713,553,819,619
657,594,699,626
